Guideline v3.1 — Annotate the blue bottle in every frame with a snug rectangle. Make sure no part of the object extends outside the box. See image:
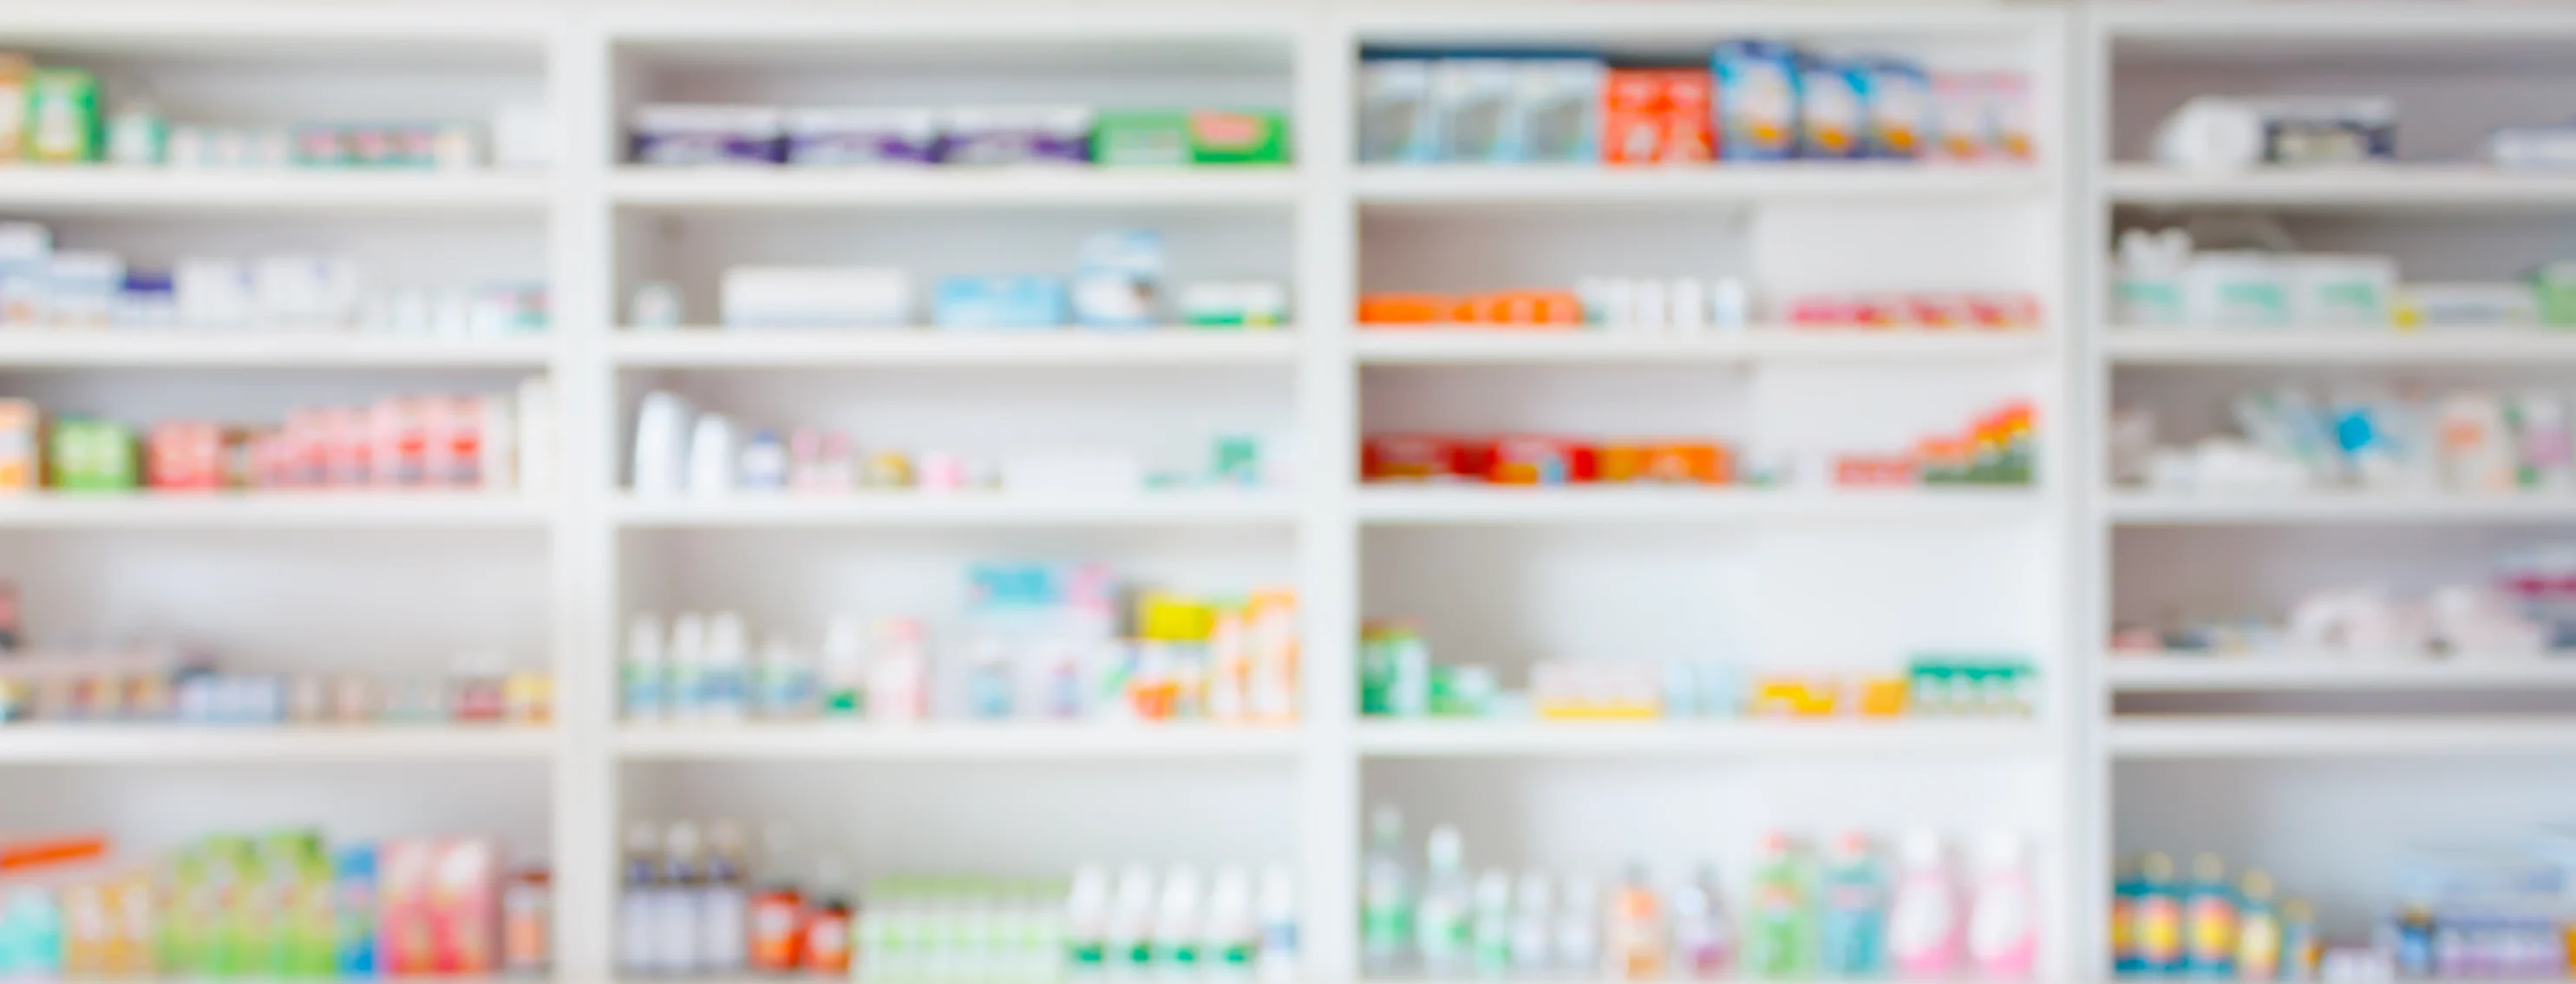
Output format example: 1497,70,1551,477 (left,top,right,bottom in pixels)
1817,831,1889,977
